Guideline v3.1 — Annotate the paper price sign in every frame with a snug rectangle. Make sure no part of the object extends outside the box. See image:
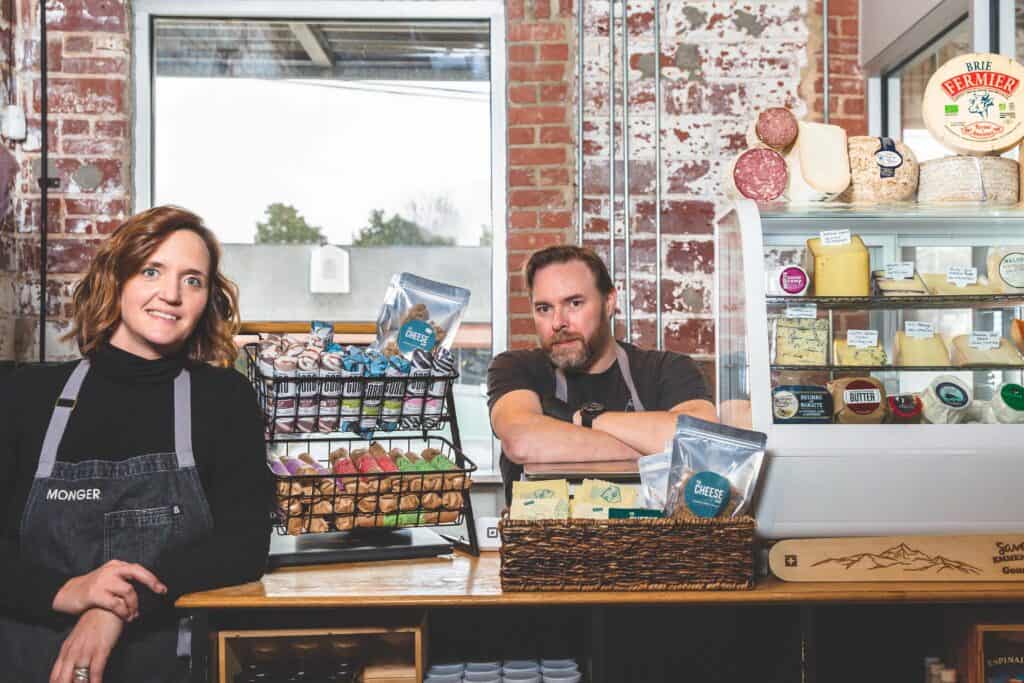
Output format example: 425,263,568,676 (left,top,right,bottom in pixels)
905,321,935,339
946,266,978,288
819,229,851,247
785,304,818,319
884,262,915,280
847,330,879,349
969,331,1001,350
